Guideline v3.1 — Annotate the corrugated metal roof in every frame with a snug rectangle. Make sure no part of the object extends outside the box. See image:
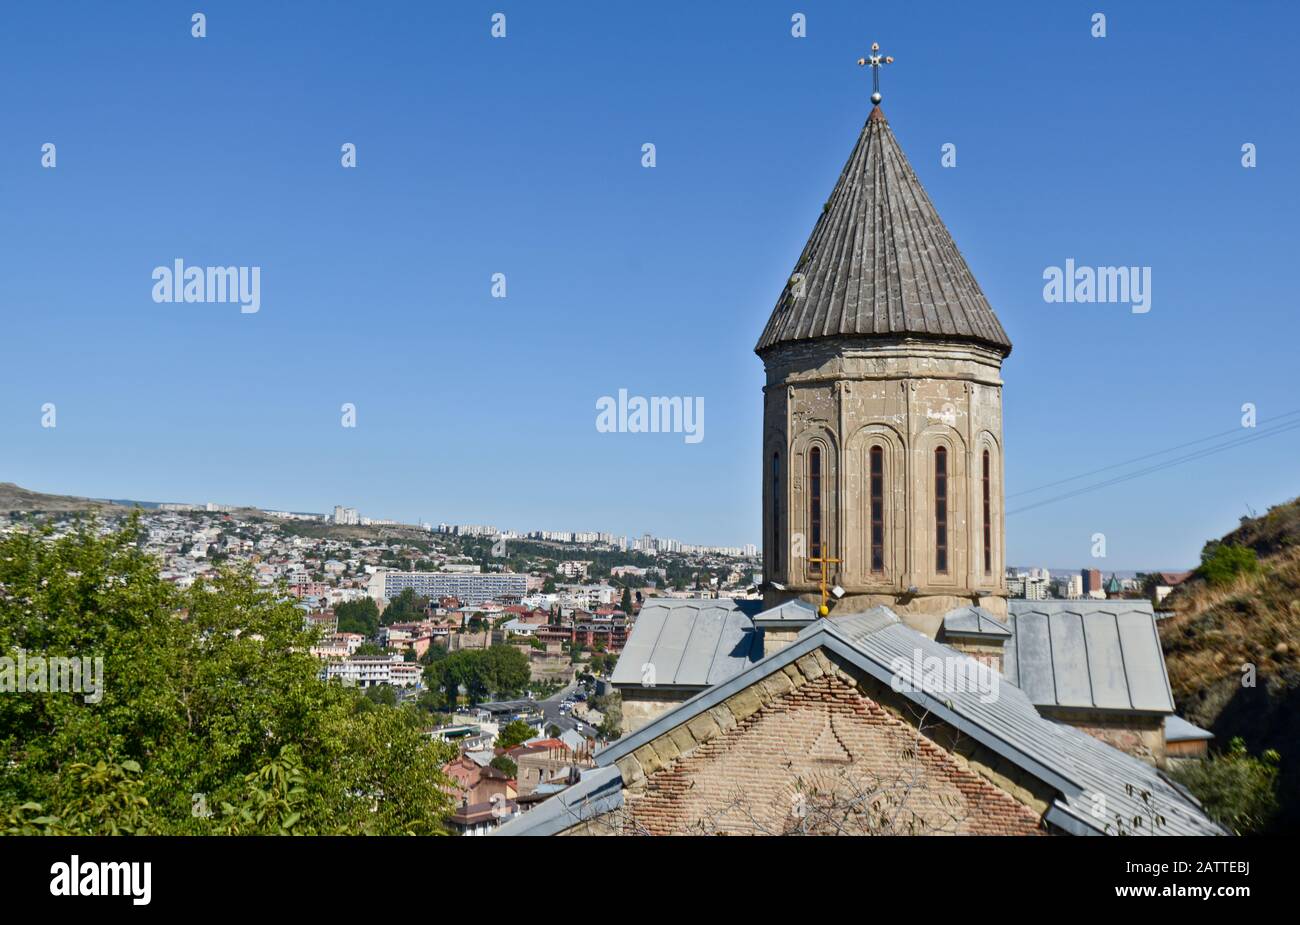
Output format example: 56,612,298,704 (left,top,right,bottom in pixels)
755,106,1012,357
609,598,763,688
814,605,899,642
597,609,1221,836
1004,601,1175,714
942,605,1013,638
